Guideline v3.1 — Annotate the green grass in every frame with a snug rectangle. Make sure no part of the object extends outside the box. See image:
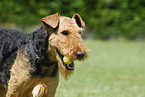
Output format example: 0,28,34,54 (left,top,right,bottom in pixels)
55,40,145,97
